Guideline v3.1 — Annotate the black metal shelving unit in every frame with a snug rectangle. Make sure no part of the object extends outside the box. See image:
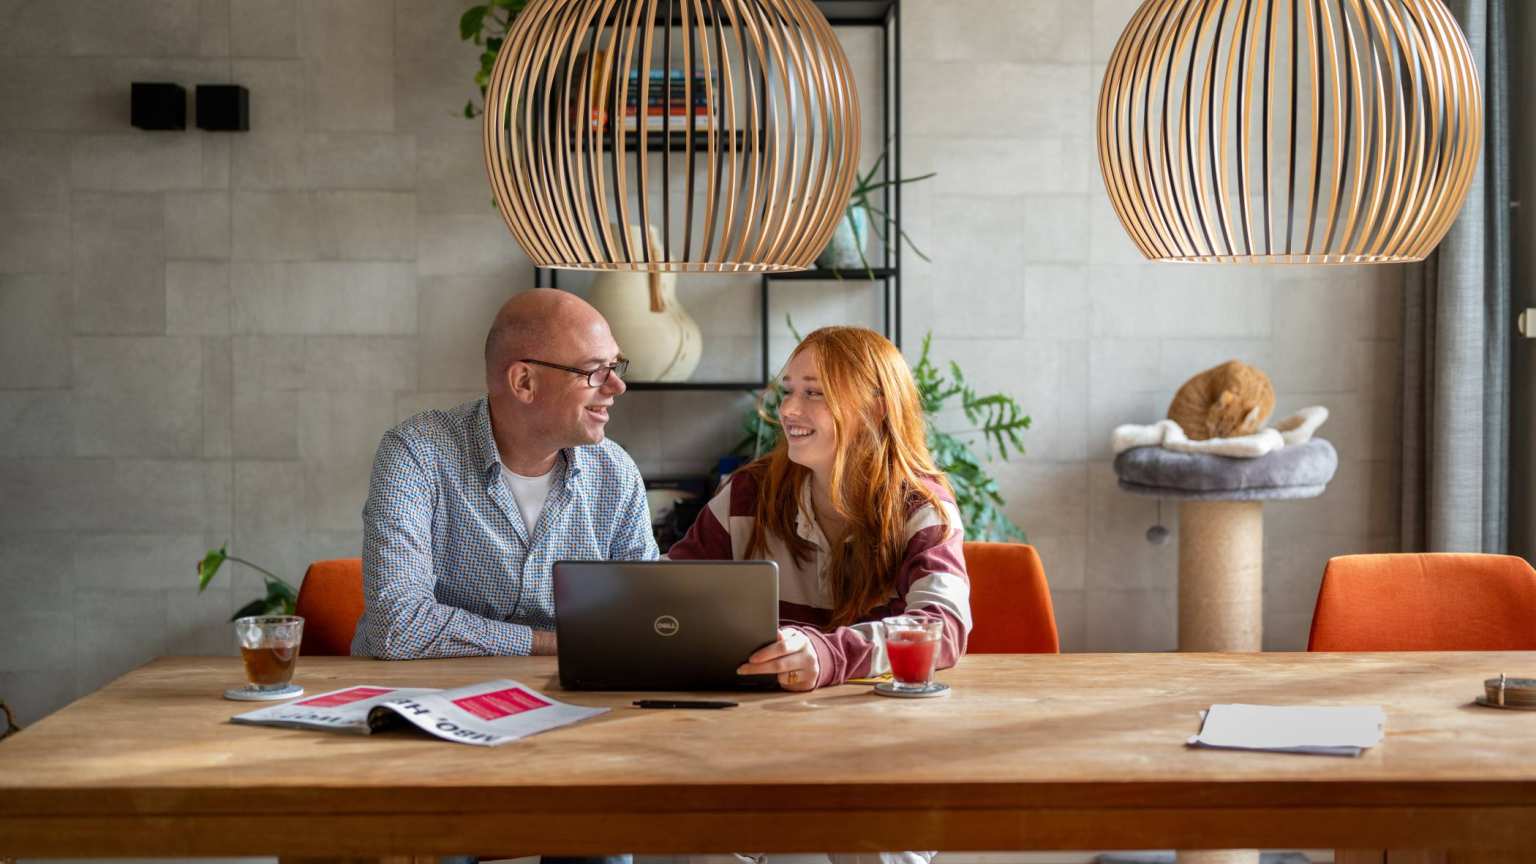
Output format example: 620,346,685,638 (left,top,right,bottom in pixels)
534,0,901,393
